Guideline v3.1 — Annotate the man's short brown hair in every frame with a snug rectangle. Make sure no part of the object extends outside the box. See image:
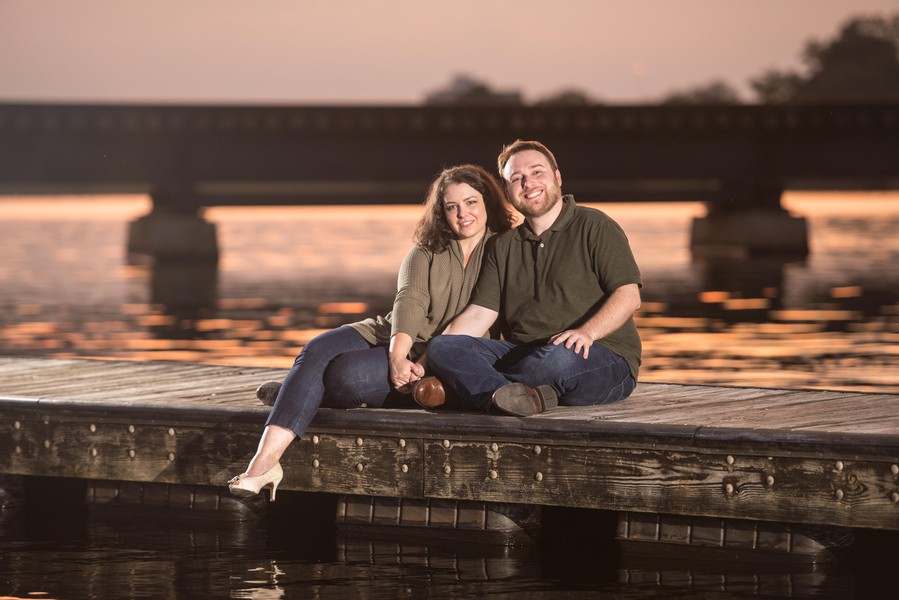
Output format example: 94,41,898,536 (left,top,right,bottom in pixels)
496,139,559,180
